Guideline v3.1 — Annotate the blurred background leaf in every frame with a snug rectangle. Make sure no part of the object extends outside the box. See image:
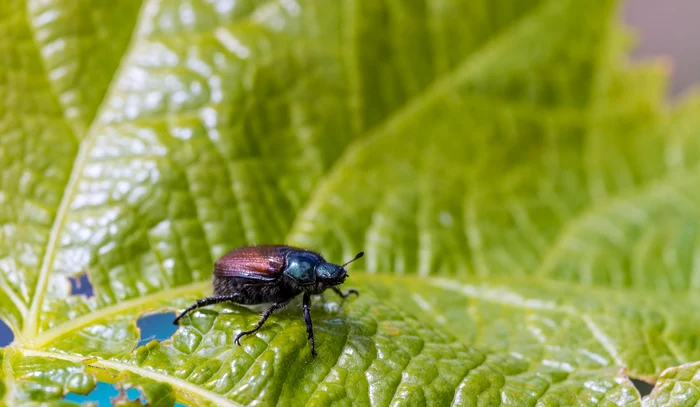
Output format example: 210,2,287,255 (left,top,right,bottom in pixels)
1,0,700,406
